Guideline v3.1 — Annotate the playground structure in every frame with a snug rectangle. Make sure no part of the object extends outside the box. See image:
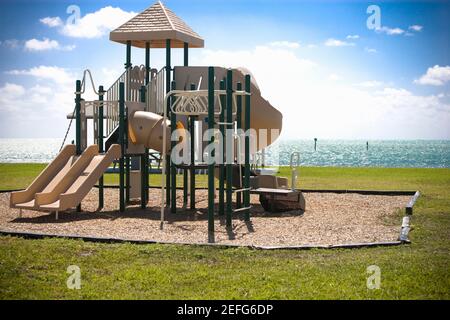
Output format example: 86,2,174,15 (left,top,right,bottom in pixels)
9,1,305,235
